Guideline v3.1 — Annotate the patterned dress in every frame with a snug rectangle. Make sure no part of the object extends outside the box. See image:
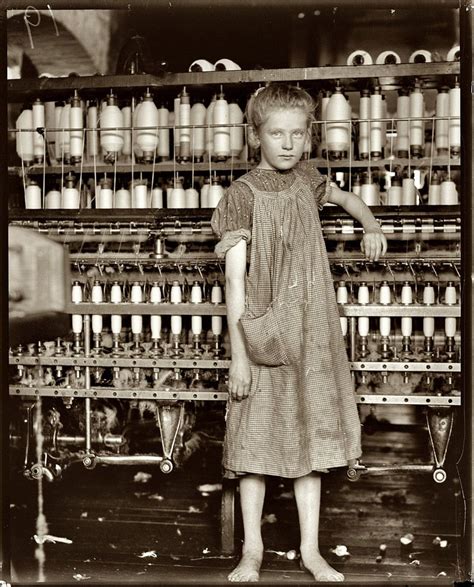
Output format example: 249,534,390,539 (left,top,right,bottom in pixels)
211,162,362,478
